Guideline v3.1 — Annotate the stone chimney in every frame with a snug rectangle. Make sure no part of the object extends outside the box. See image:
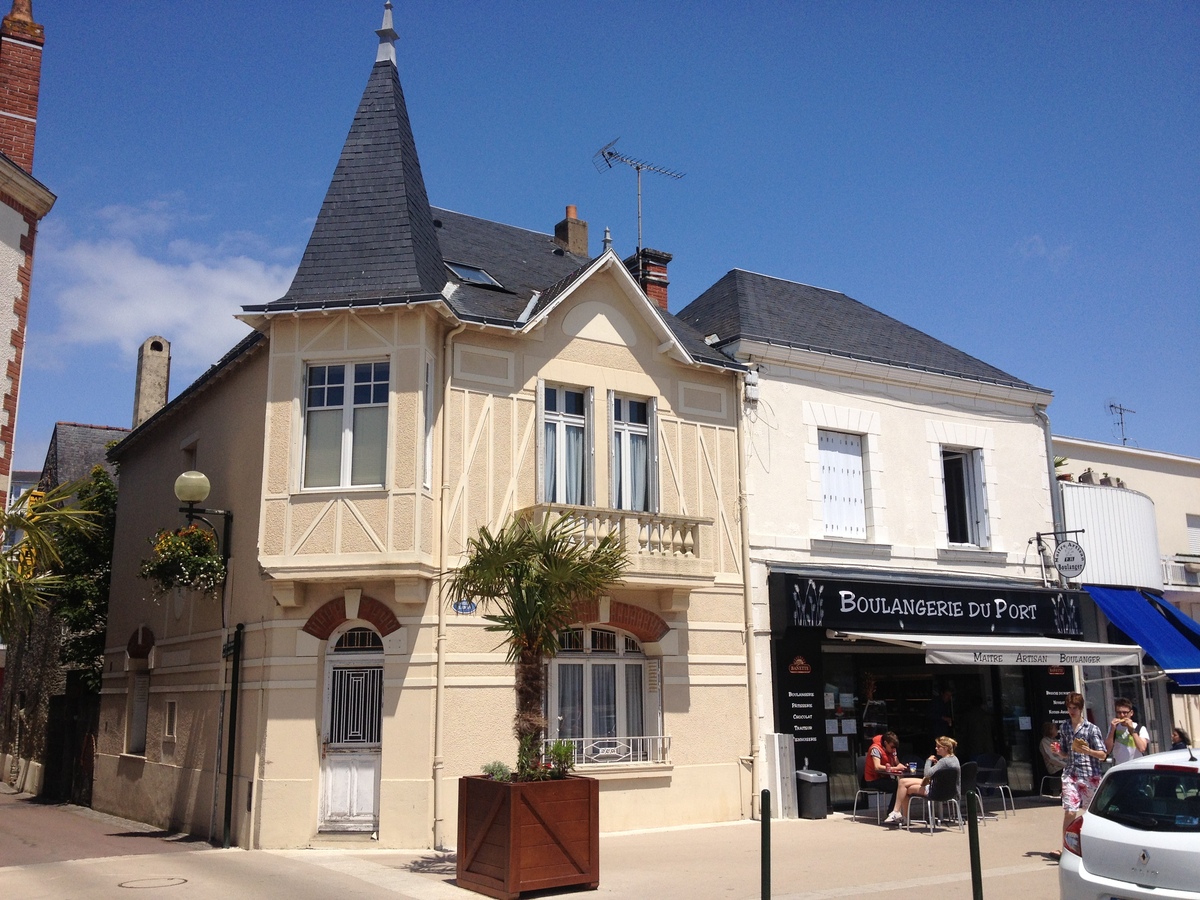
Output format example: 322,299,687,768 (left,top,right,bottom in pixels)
553,204,589,257
0,0,44,172
132,336,171,427
624,248,673,311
